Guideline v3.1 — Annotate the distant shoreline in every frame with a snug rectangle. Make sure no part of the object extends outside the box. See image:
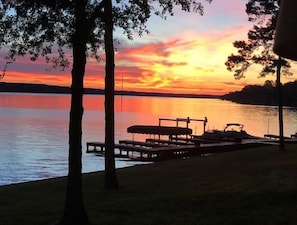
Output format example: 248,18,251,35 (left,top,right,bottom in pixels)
0,82,221,99
221,80,297,107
